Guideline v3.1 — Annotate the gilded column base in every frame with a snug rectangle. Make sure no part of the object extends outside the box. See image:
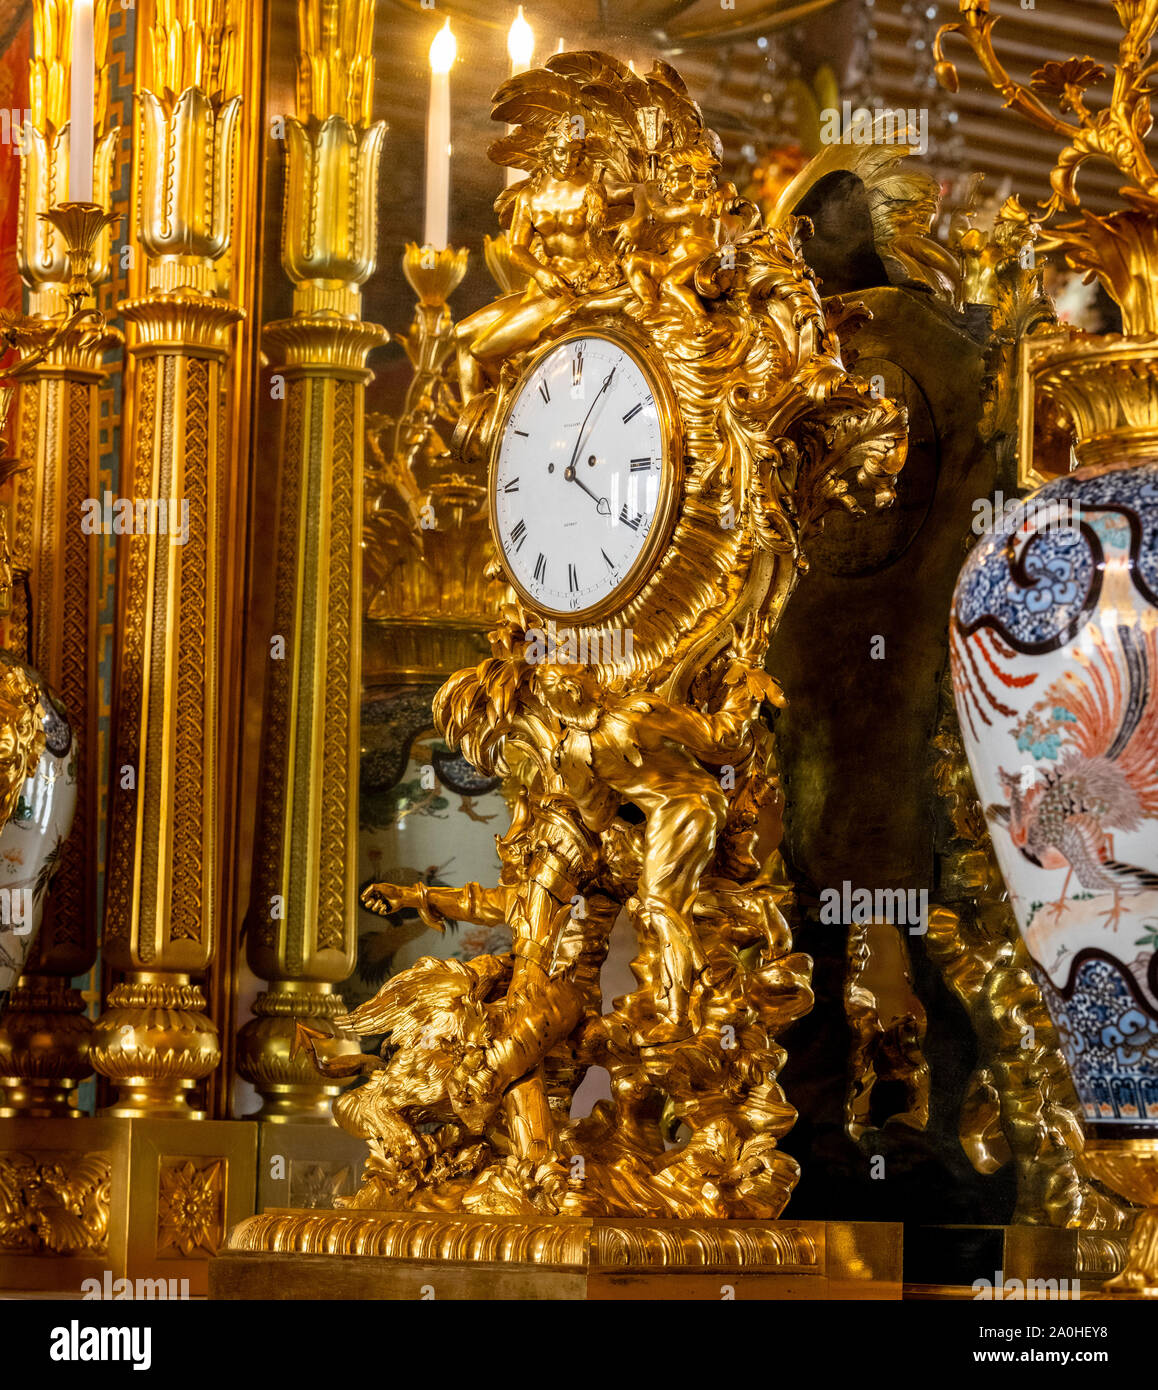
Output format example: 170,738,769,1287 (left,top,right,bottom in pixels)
902,1223,1129,1300
211,1213,902,1300
89,973,221,1119
0,1115,256,1295
253,1121,369,1212
236,985,362,1123
0,975,91,1118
